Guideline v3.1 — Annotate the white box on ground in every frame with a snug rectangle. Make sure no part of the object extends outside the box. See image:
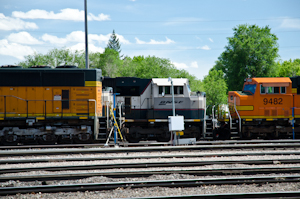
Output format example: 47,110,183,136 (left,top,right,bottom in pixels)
168,116,184,131
177,138,196,145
